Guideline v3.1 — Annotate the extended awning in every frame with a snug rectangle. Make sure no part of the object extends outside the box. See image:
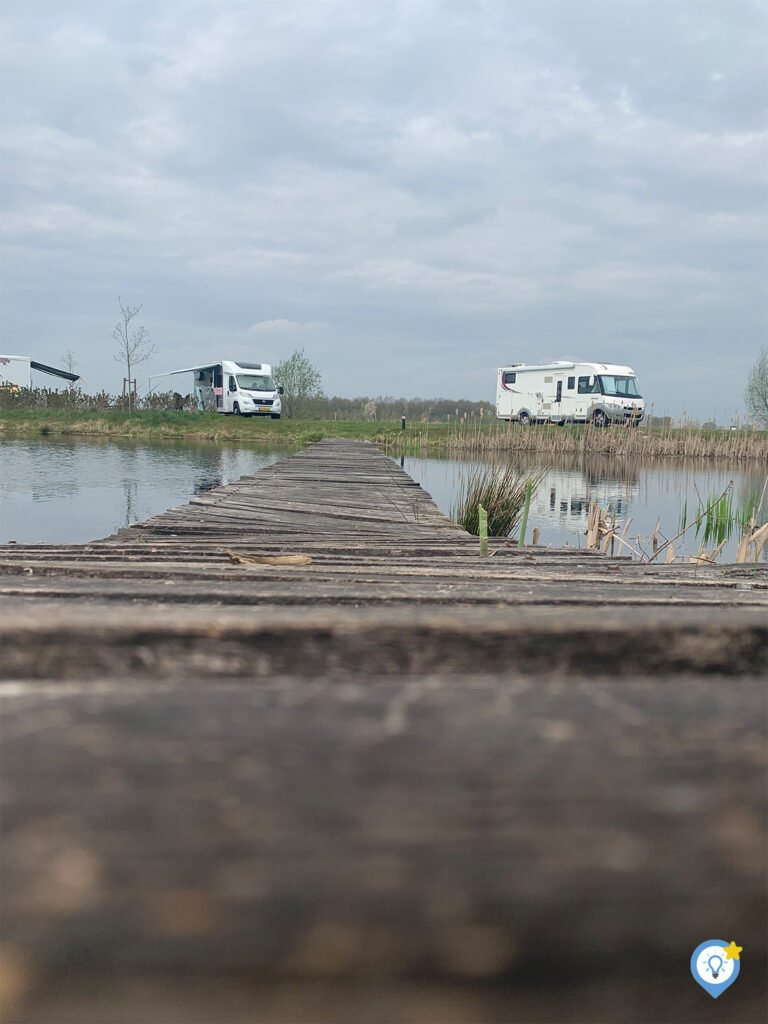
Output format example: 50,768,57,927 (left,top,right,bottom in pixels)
30,360,80,383
151,364,219,378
